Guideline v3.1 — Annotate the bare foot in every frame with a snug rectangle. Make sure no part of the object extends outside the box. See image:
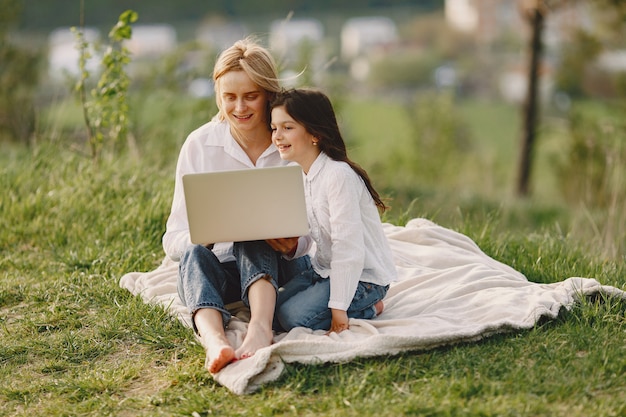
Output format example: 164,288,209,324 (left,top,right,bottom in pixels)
375,300,384,316
204,334,236,374
235,322,273,360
